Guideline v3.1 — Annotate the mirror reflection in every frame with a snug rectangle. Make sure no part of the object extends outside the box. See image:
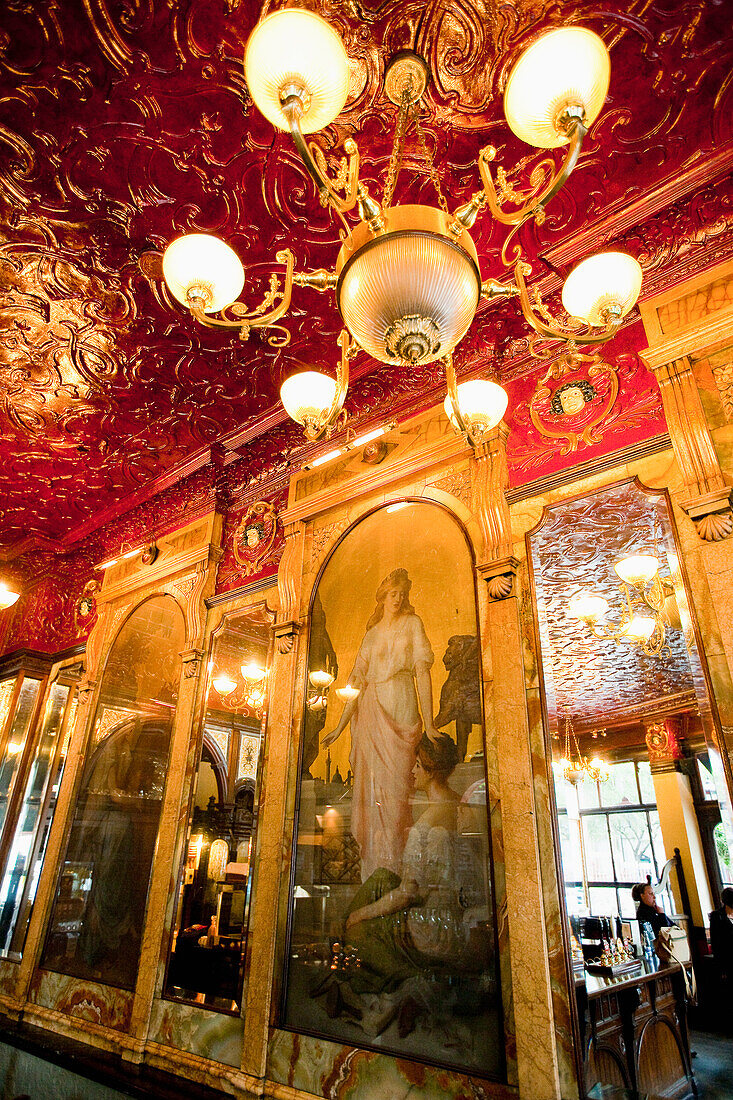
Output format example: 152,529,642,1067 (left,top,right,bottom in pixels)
164,605,272,1013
